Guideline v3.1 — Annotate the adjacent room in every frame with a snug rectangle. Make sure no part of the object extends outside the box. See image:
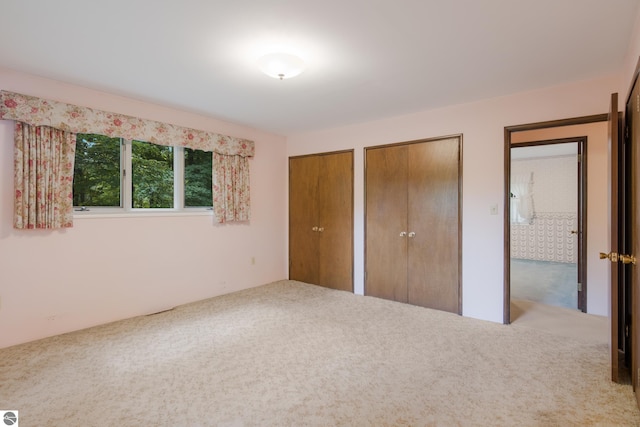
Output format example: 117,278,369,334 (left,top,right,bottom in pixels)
510,142,581,310
1,1,640,425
